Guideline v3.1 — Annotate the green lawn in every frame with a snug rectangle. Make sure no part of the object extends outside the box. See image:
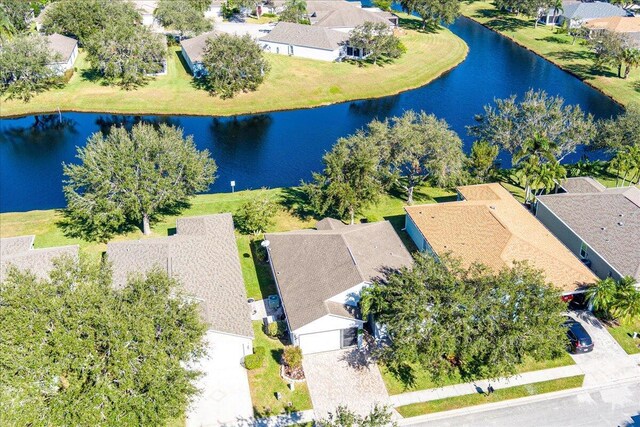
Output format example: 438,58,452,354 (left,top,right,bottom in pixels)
381,353,575,395
607,319,640,355
396,375,584,417
1,15,468,118
247,322,313,417
460,1,640,107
